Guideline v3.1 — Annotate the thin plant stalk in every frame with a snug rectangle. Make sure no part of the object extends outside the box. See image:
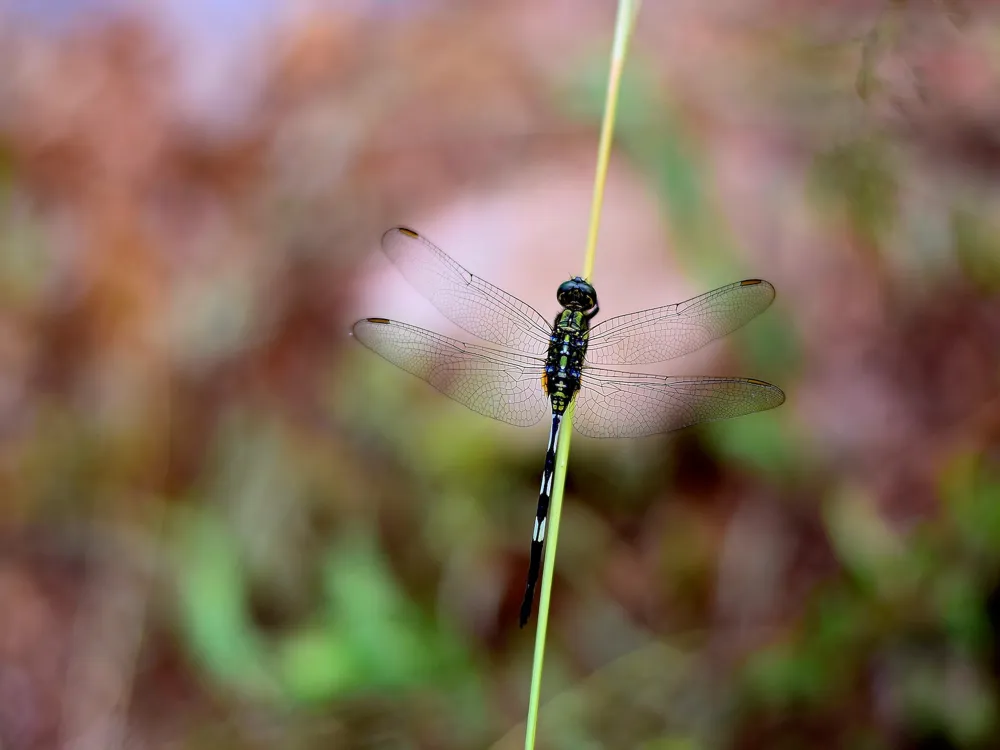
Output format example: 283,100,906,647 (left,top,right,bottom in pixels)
523,2,641,748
